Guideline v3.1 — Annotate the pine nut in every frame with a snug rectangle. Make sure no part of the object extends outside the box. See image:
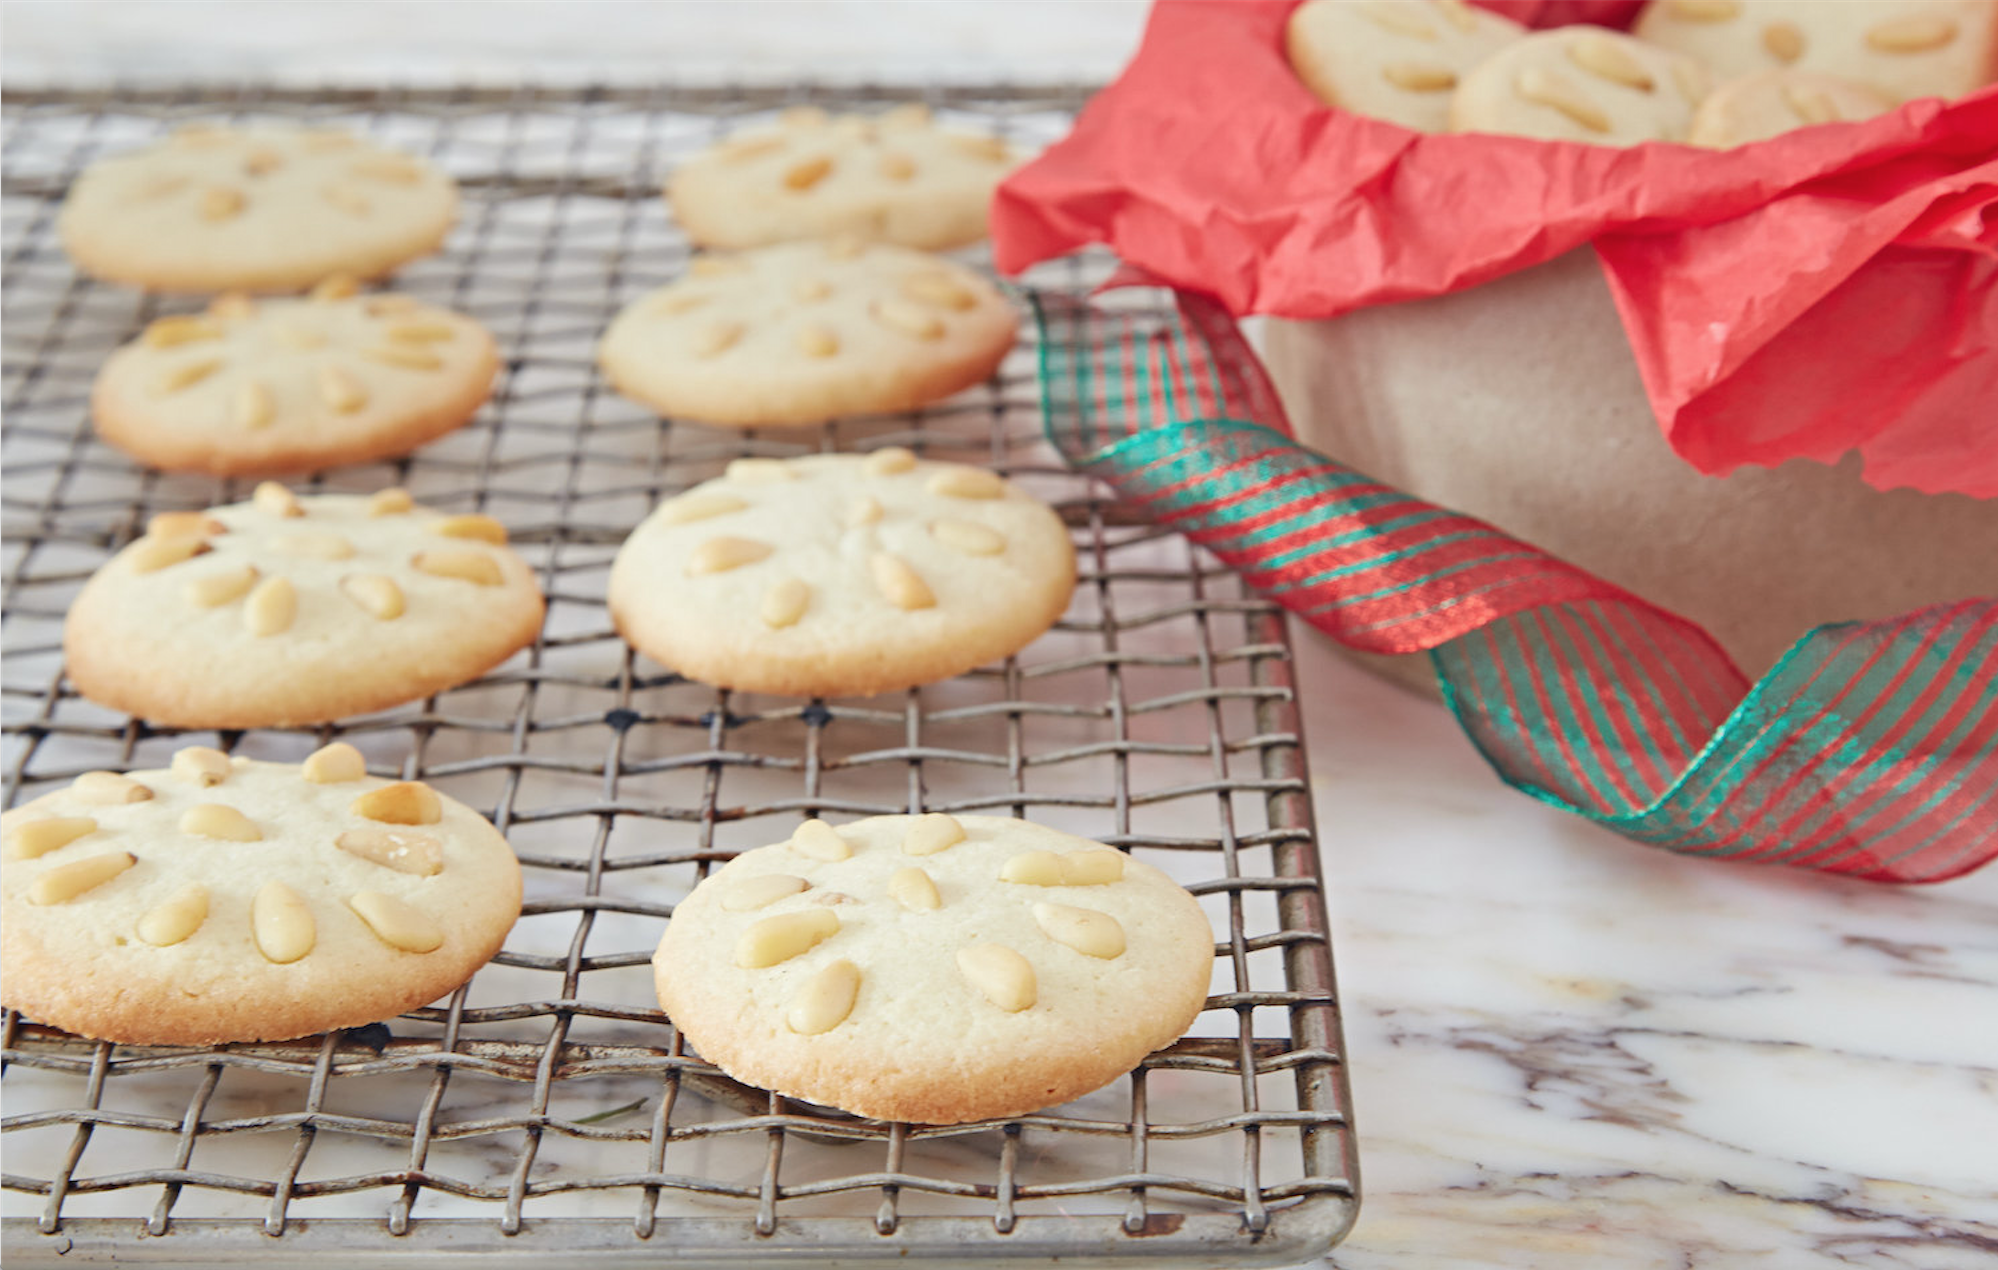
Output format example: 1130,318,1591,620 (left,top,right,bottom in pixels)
272,321,327,350
824,235,866,260
179,803,260,841
142,315,223,348
881,102,932,130
70,772,153,805
337,828,444,875
171,746,233,787
845,495,883,527
957,943,1036,1011
686,535,773,576
735,907,839,968
350,781,442,825
312,274,360,301
319,364,367,413
1436,0,1480,33
930,518,1004,556
208,292,255,320
148,511,224,538
136,174,190,200
1064,850,1126,885
718,135,785,163
782,155,833,190
791,818,853,861
244,575,297,635
322,183,371,214
252,880,315,963
721,872,809,912
341,572,406,619
369,487,414,516
31,852,136,904
927,467,1005,499
350,156,425,185
780,105,828,129
253,481,303,518
864,446,917,476
303,742,368,784
876,151,916,180
690,256,746,277
366,296,421,315
1516,67,1612,133
138,885,208,946
1358,2,1435,38
431,514,508,545
797,325,839,357
242,146,283,175
154,358,223,394
1761,20,1804,63
889,866,941,912
1382,63,1457,92
185,563,258,607
360,345,443,371
199,186,245,221
386,321,456,344
1033,902,1126,959
348,890,443,952
1673,60,1712,104
870,552,935,610
786,958,861,1034
274,531,356,560
1866,15,1957,52
726,458,793,483
1000,850,1065,885
301,129,359,152
412,549,504,585
900,275,977,314
1783,83,1840,125
761,577,810,629
872,297,944,339
1665,0,1739,18
7,817,96,859
692,321,744,357
947,134,1011,162
901,813,964,856
1566,34,1654,91
660,492,748,525
234,379,275,429
128,534,211,574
